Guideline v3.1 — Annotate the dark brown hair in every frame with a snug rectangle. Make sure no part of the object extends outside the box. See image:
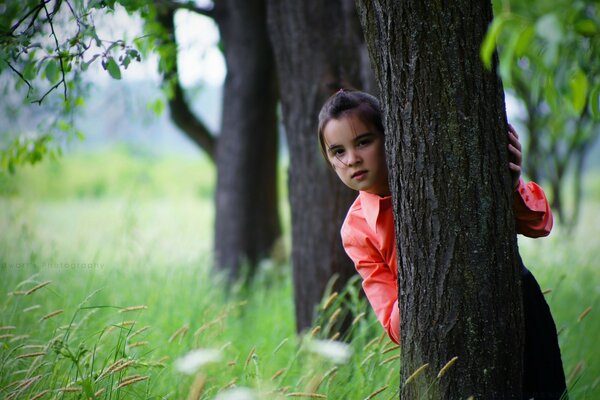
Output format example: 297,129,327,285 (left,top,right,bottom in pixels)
317,89,384,162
